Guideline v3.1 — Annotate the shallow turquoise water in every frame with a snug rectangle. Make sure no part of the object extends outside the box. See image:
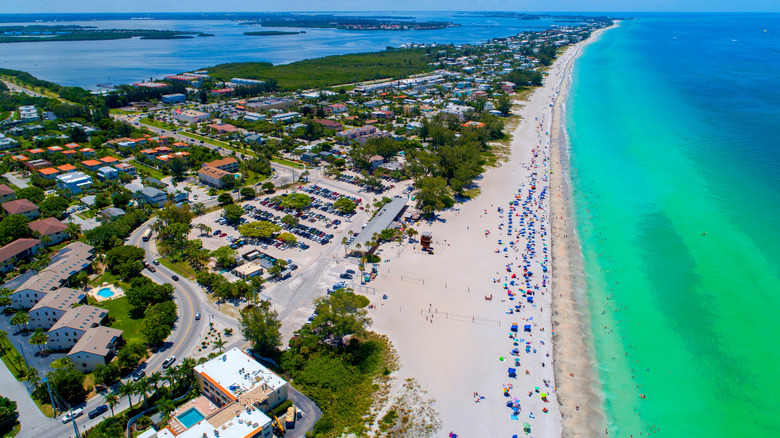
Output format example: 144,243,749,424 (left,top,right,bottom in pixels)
568,15,780,437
